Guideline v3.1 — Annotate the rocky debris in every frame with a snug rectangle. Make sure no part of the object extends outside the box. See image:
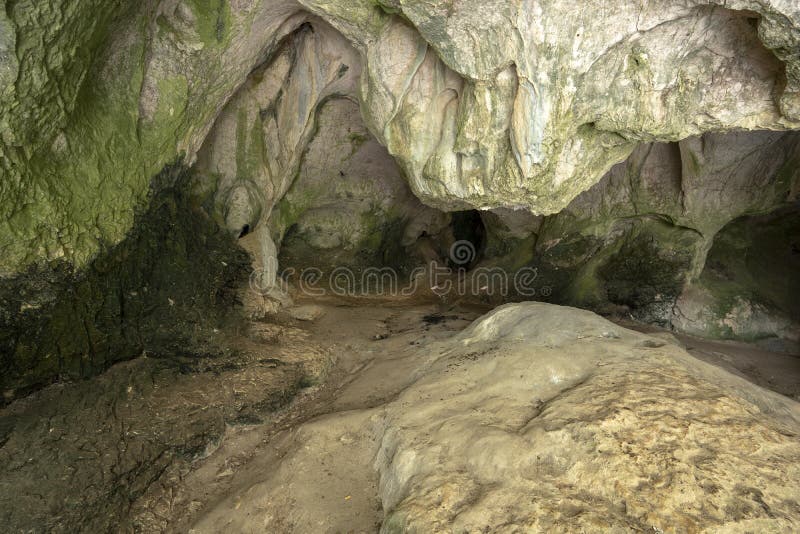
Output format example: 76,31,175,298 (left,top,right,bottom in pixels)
191,303,800,532
287,304,325,322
